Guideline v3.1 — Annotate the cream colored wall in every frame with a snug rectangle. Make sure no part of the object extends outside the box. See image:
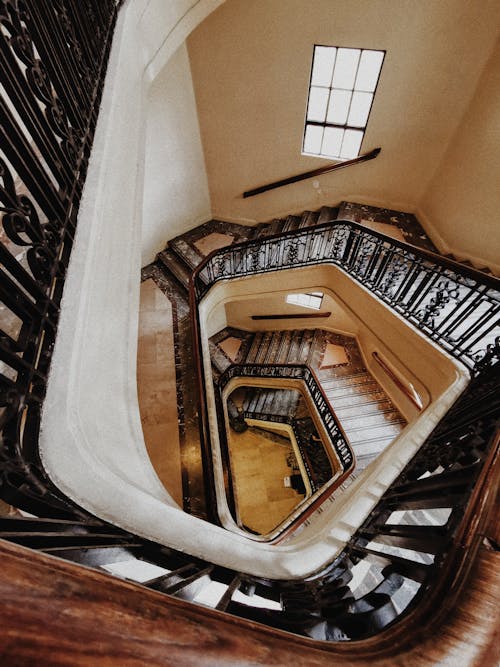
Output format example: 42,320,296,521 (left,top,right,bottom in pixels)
418,40,500,274
187,0,500,227
224,289,358,337
202,265,457,420
142,43,211,265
